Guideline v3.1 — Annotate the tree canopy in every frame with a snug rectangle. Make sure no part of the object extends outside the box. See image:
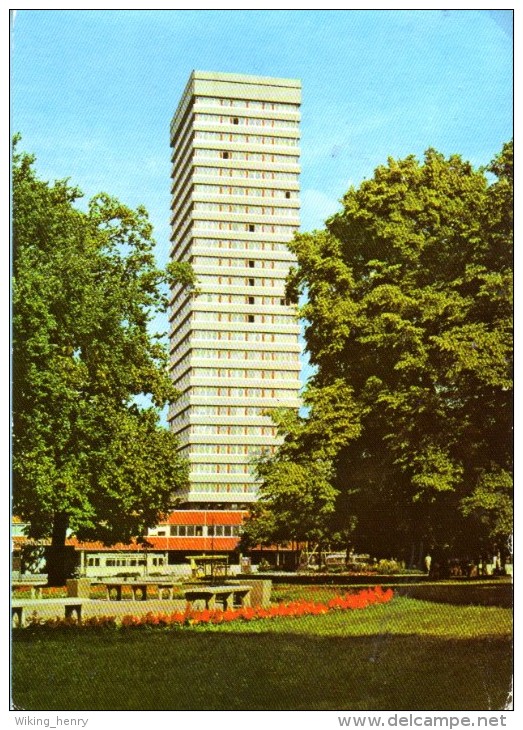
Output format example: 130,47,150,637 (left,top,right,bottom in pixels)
12,139,191,582
248,142,513,562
